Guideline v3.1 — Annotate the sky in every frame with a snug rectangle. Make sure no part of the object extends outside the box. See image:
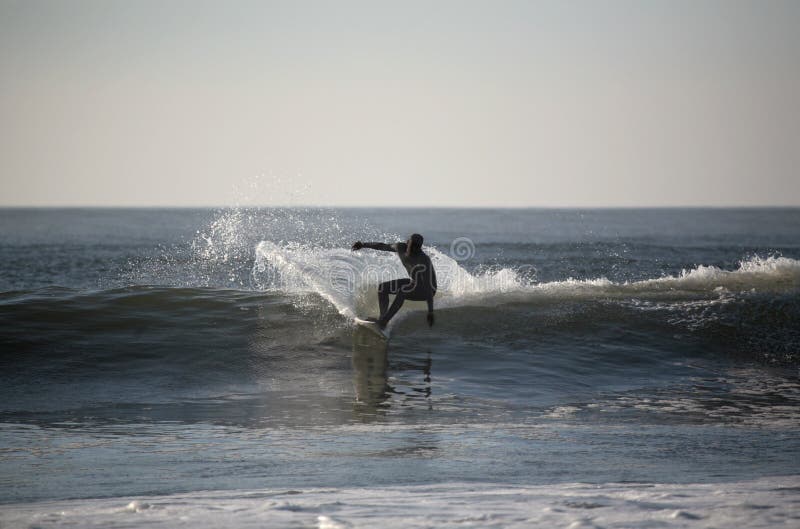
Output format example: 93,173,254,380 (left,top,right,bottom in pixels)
1,0,799,208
